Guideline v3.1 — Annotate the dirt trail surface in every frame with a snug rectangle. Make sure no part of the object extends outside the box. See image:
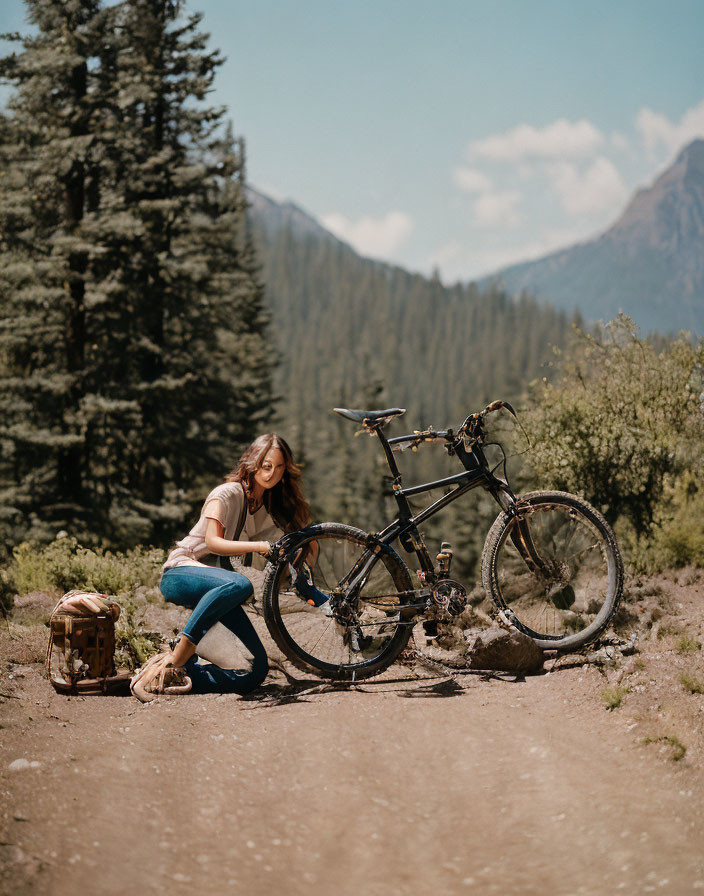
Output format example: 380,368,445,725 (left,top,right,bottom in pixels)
3,572,704,895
